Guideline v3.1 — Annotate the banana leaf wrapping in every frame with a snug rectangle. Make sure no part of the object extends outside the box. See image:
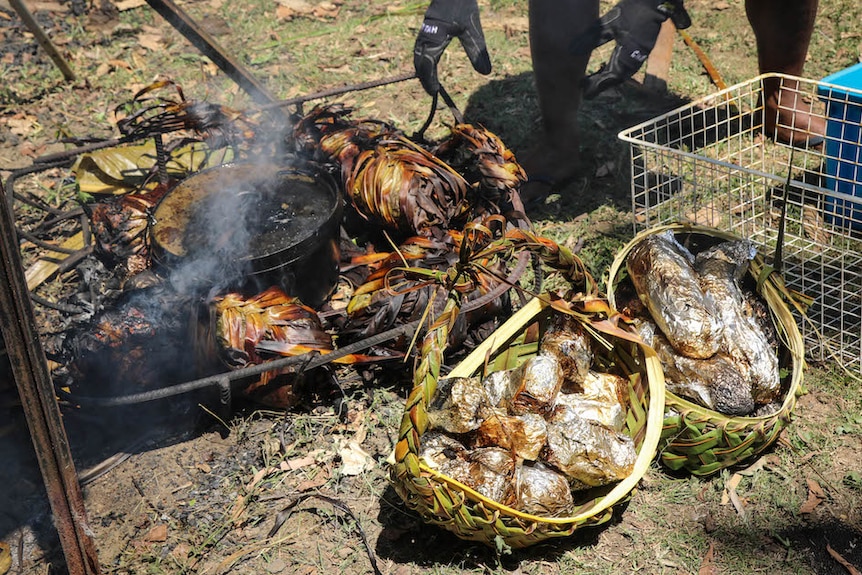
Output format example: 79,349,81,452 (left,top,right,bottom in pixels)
389,232,664,548
607,224,806,476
